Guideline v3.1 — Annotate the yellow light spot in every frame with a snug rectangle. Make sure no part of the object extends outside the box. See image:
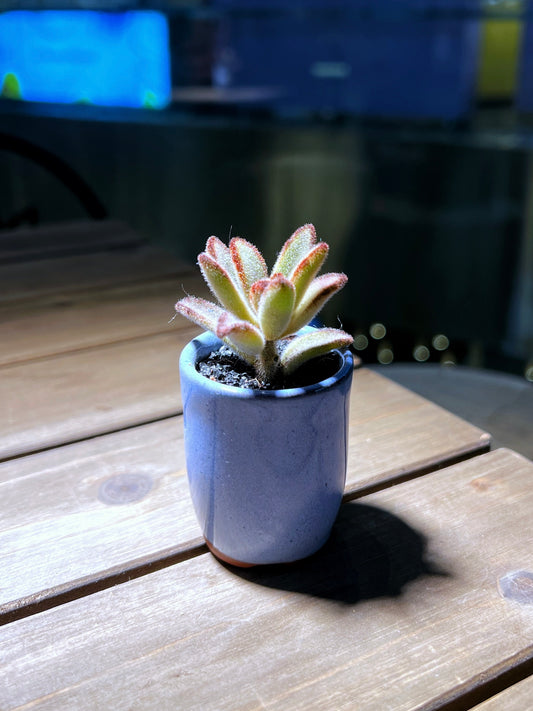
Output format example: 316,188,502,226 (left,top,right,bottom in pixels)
369,323,386,340
525,363,533,382
413,345,430,362
432,334,450,351
353,334,369,351
377,346,393,364
440,351,457,366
